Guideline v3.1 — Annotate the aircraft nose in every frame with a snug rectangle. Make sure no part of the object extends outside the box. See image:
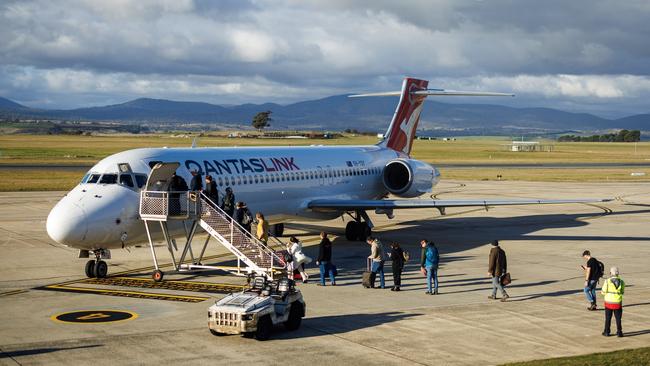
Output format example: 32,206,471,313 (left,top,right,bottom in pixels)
46,201,88,246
